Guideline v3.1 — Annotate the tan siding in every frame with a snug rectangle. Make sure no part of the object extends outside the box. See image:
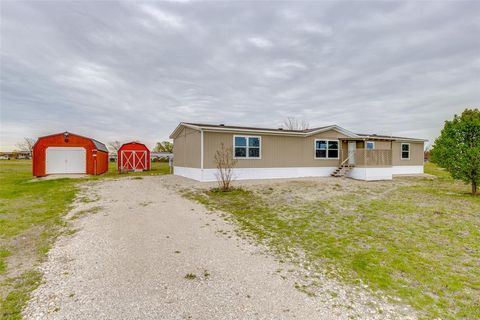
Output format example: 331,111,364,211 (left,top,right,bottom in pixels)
174,125,424,169
342,141,348,160
203,129,348,169
392,141,424,166
173,127,201,168
173,128,186,167
371,140,391,149
345,140,391,152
